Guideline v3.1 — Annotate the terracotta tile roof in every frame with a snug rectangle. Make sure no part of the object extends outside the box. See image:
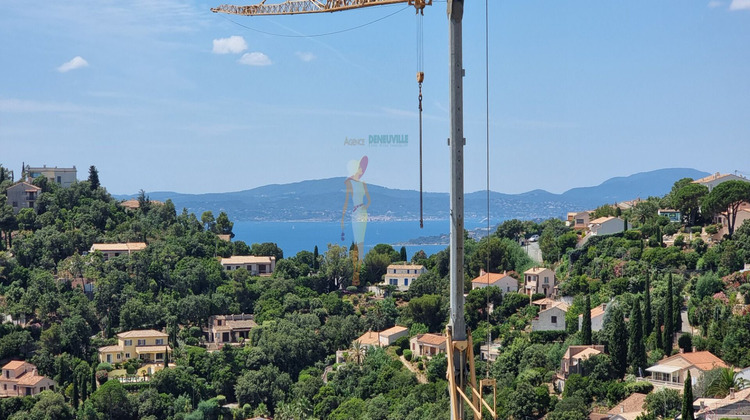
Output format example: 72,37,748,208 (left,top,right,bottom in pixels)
590,216,616,225
217,234,231,242
90,242,147,252
607,393,647,415
415,333,446,346
98,345,123,353
8,182,41,192
2,360,27,370
693,173,732,184
563,345,606,360
220,255,275,264
675,351,728,371
16,374,48,386
525,267,552,275
355,331,380,347
540,302,569,313
472,272,516,285
532,298,557,306
117,329,167,339
380,325,408,337
574,347,602,361
225,319,257,330
697,387,750,415
387,264,425,271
